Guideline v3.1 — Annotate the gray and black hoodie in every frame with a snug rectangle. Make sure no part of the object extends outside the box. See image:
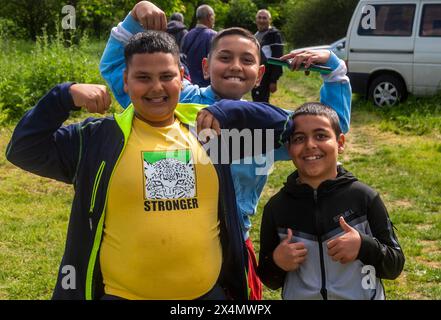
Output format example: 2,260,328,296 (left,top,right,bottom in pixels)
258,167,405,300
